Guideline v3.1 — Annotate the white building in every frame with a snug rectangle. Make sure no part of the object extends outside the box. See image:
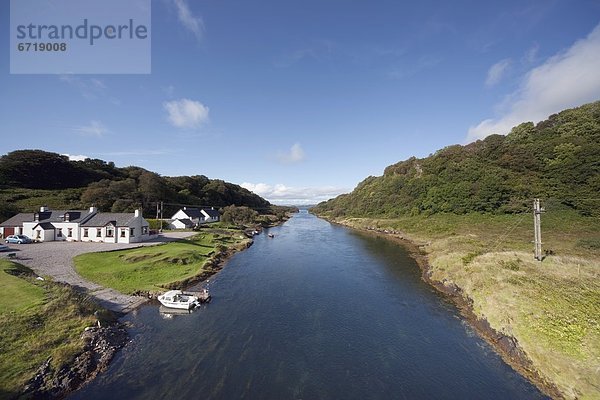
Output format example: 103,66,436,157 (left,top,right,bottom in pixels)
169,207,220,229
80,209,149,243
2,206,150,244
